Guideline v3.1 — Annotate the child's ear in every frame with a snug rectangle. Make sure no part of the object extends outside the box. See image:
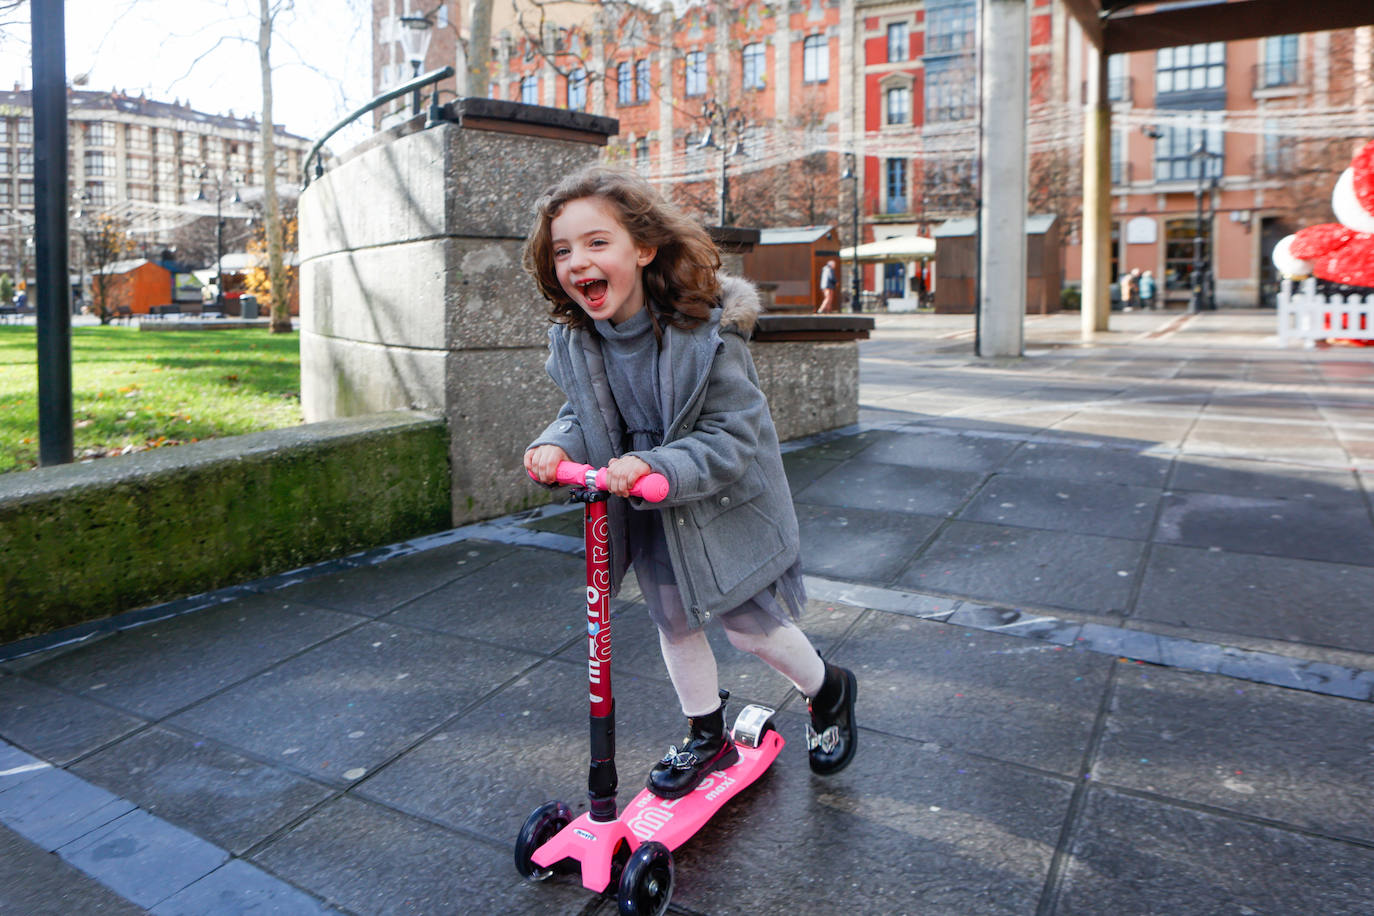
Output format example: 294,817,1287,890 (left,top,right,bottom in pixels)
637,245,658,267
